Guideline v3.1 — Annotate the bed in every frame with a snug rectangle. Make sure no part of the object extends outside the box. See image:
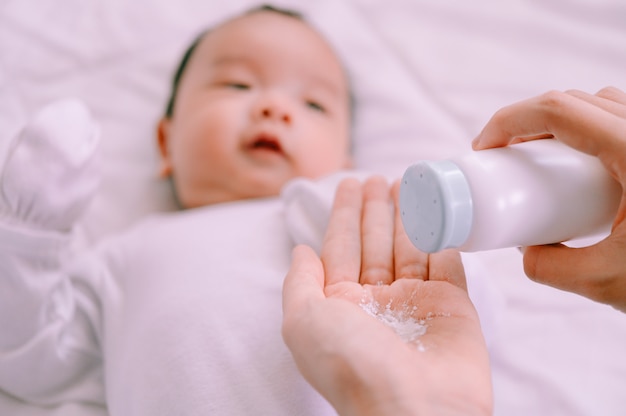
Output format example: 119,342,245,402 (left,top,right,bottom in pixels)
1,0,625,415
